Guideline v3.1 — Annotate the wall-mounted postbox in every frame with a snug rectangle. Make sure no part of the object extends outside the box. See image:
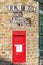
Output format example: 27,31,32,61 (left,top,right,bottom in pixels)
12,31,26,63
